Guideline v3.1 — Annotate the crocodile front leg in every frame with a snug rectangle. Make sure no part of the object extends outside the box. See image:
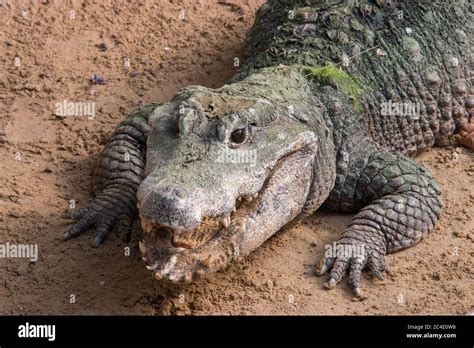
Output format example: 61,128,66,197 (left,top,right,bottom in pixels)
63,104,158,245
320,150,442,296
